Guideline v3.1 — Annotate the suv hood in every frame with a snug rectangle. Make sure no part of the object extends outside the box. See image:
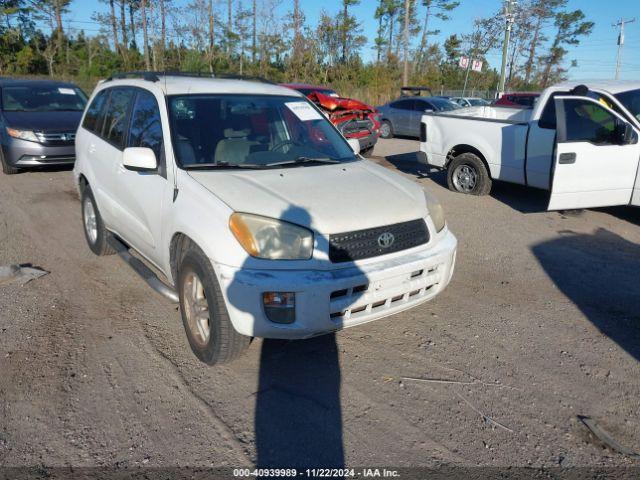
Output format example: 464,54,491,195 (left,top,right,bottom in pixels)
188,161,427,234
2,111,82,132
